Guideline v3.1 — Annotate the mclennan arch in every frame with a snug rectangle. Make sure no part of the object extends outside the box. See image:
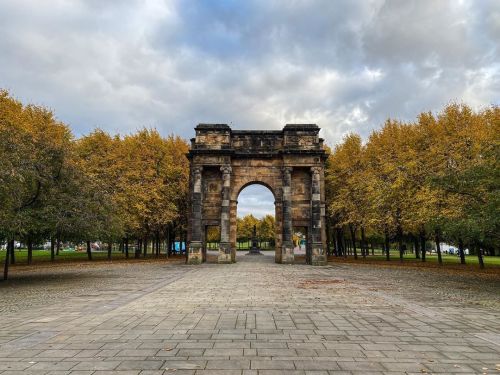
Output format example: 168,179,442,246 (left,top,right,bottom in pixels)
187,124,327,266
